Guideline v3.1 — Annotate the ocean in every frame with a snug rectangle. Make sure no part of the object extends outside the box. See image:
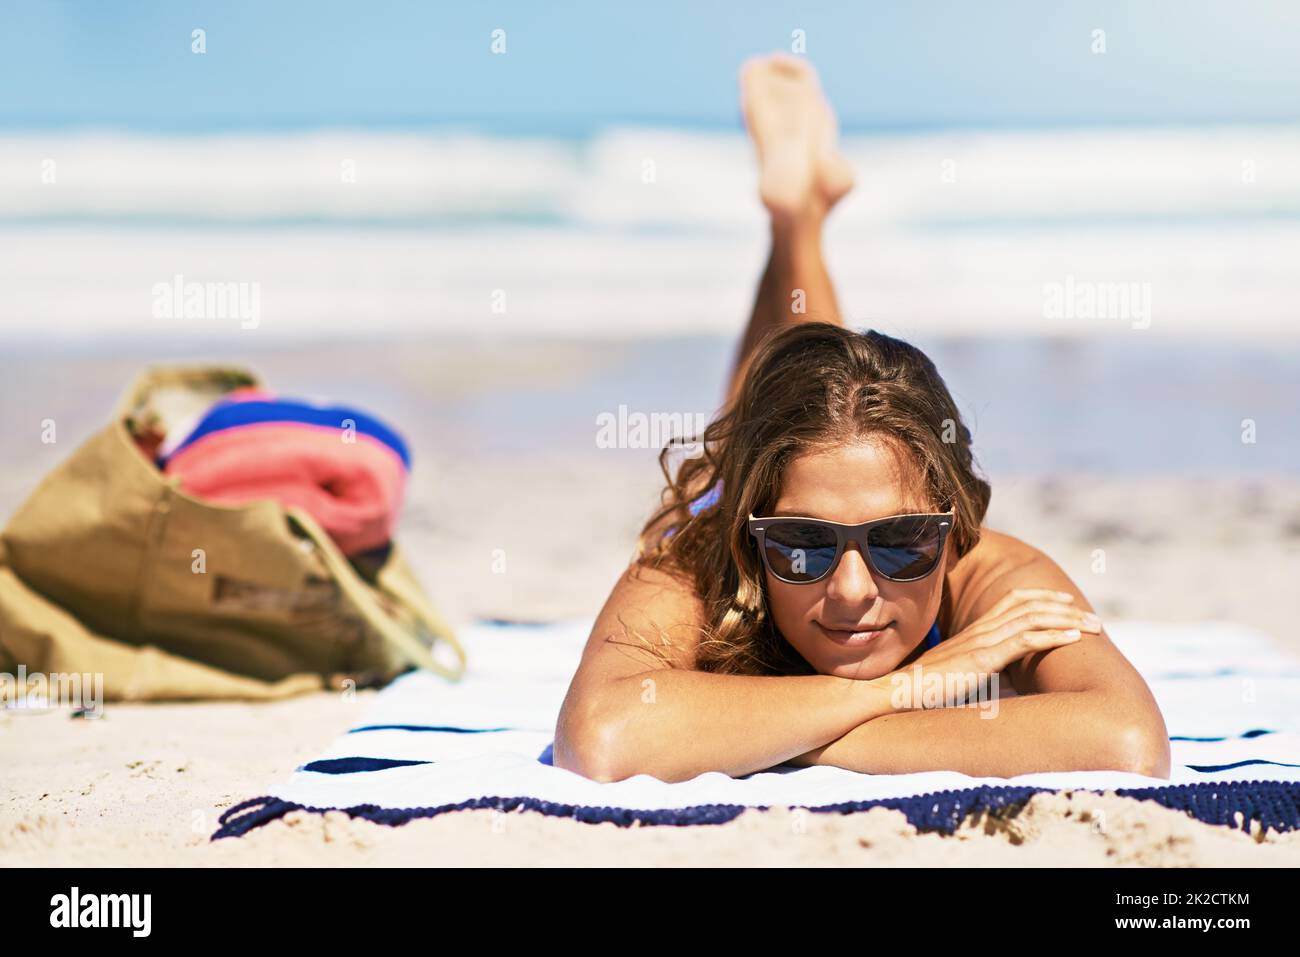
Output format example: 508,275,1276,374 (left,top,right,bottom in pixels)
0,124,1297,475
1,124,1298,341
